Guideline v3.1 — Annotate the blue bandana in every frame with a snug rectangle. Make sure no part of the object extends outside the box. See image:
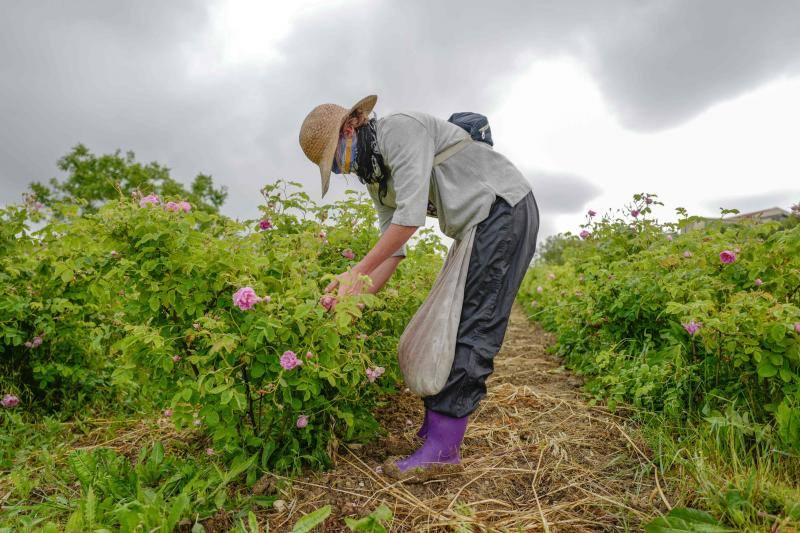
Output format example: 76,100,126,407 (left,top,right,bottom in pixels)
331,134,358,174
